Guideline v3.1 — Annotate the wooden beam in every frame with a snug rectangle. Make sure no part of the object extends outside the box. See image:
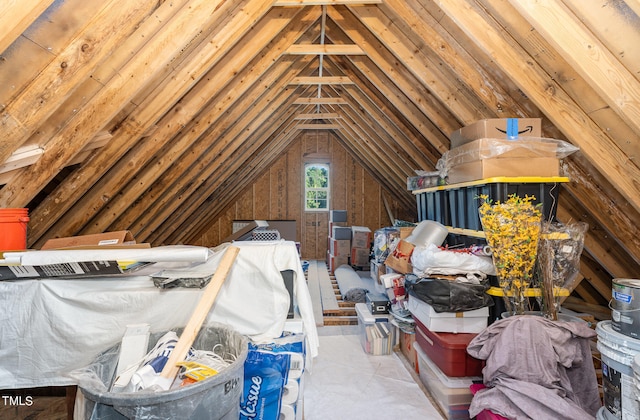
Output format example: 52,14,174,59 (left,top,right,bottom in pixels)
337,5,487,128
290,76,354,84
508,0,640,137
0,145,43,175
435,0,640,215
0,0,158,164
325,8,453,153
104,32,320,245
297,123,340,129
0,0,54,55
274,0,381,5
381,0,529,127
142,86,304,243
293,97,347,104
286,44,365,55
294,112,341,119
28,0,284,245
